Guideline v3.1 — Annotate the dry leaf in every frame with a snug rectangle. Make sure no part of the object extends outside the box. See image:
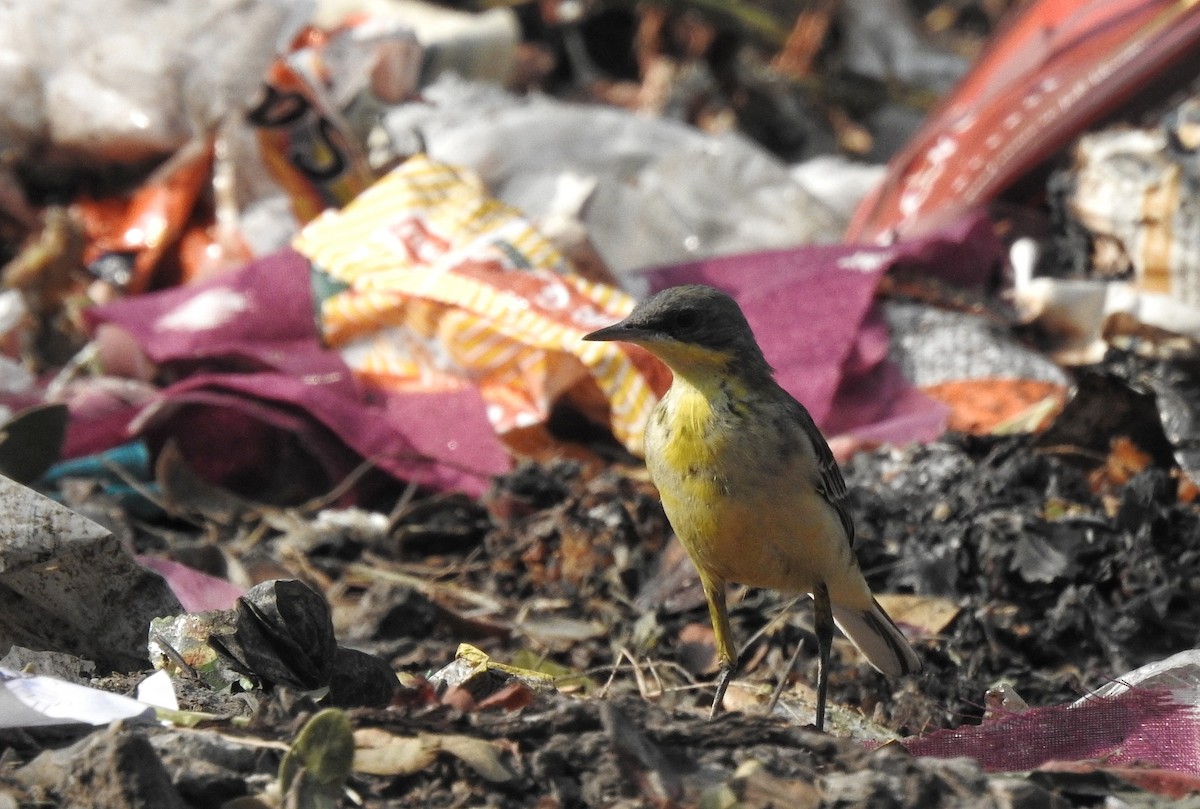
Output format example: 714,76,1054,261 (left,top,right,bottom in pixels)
875,593,960,636
352,730,513,782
